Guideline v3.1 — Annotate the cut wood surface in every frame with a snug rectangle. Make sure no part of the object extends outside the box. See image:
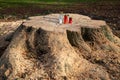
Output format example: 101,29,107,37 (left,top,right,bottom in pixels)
0,14,120,80
24,14,106,32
